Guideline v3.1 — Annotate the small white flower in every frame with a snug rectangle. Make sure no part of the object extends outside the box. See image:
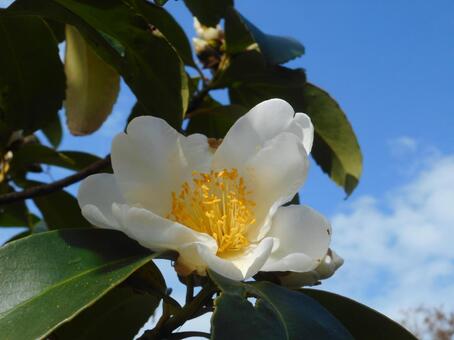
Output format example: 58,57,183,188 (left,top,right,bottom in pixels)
278,249,344,288
193,18,223,41
78,99,339,281
192,37,209,54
